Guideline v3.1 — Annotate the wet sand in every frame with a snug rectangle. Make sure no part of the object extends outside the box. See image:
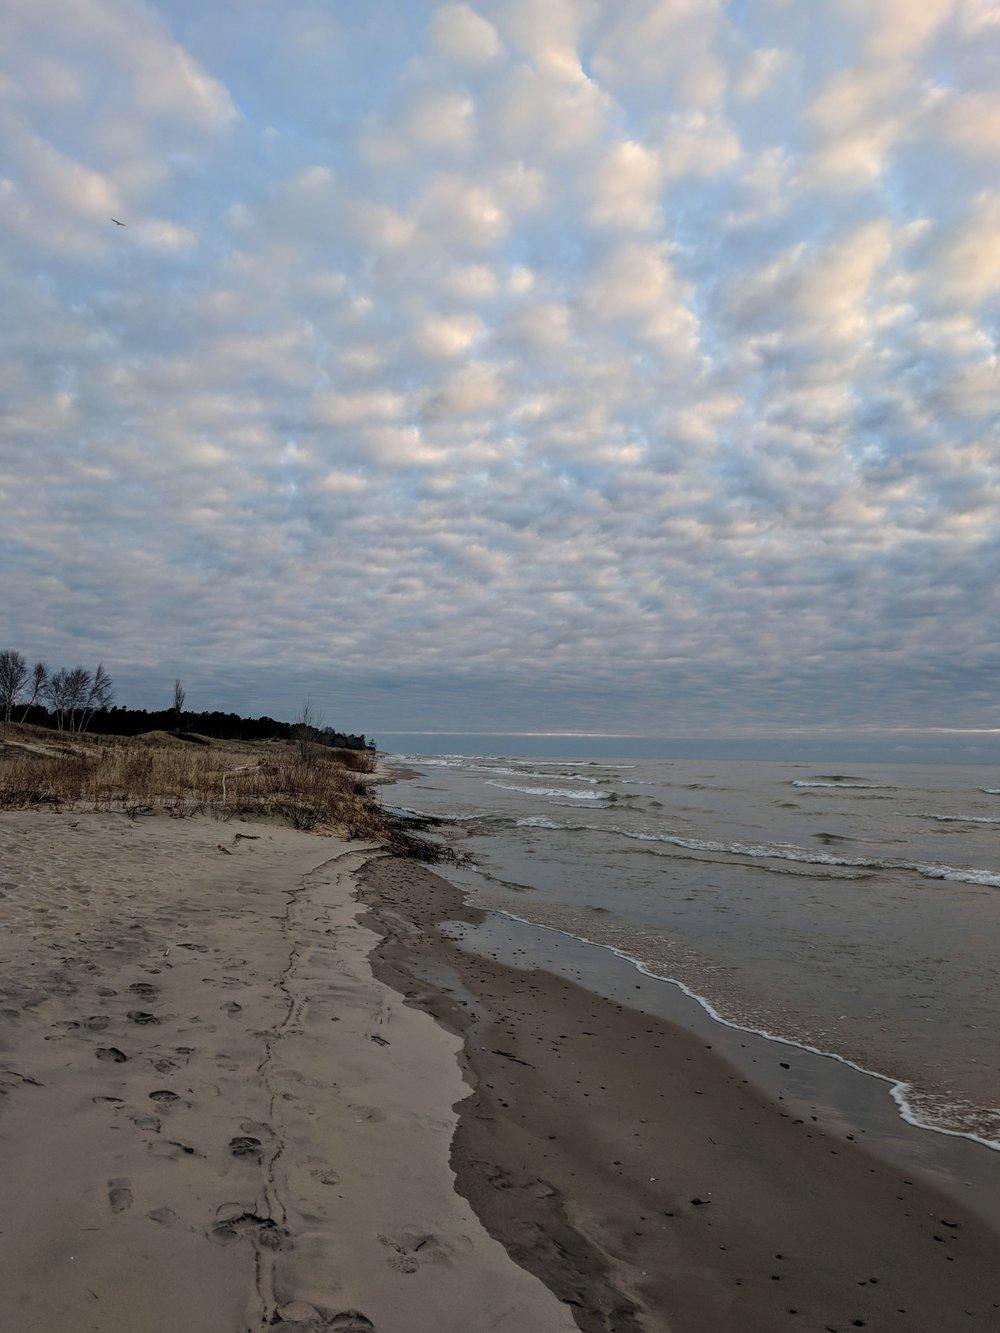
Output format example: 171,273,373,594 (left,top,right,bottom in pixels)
360,855,1000,1332
0,812,575,1332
